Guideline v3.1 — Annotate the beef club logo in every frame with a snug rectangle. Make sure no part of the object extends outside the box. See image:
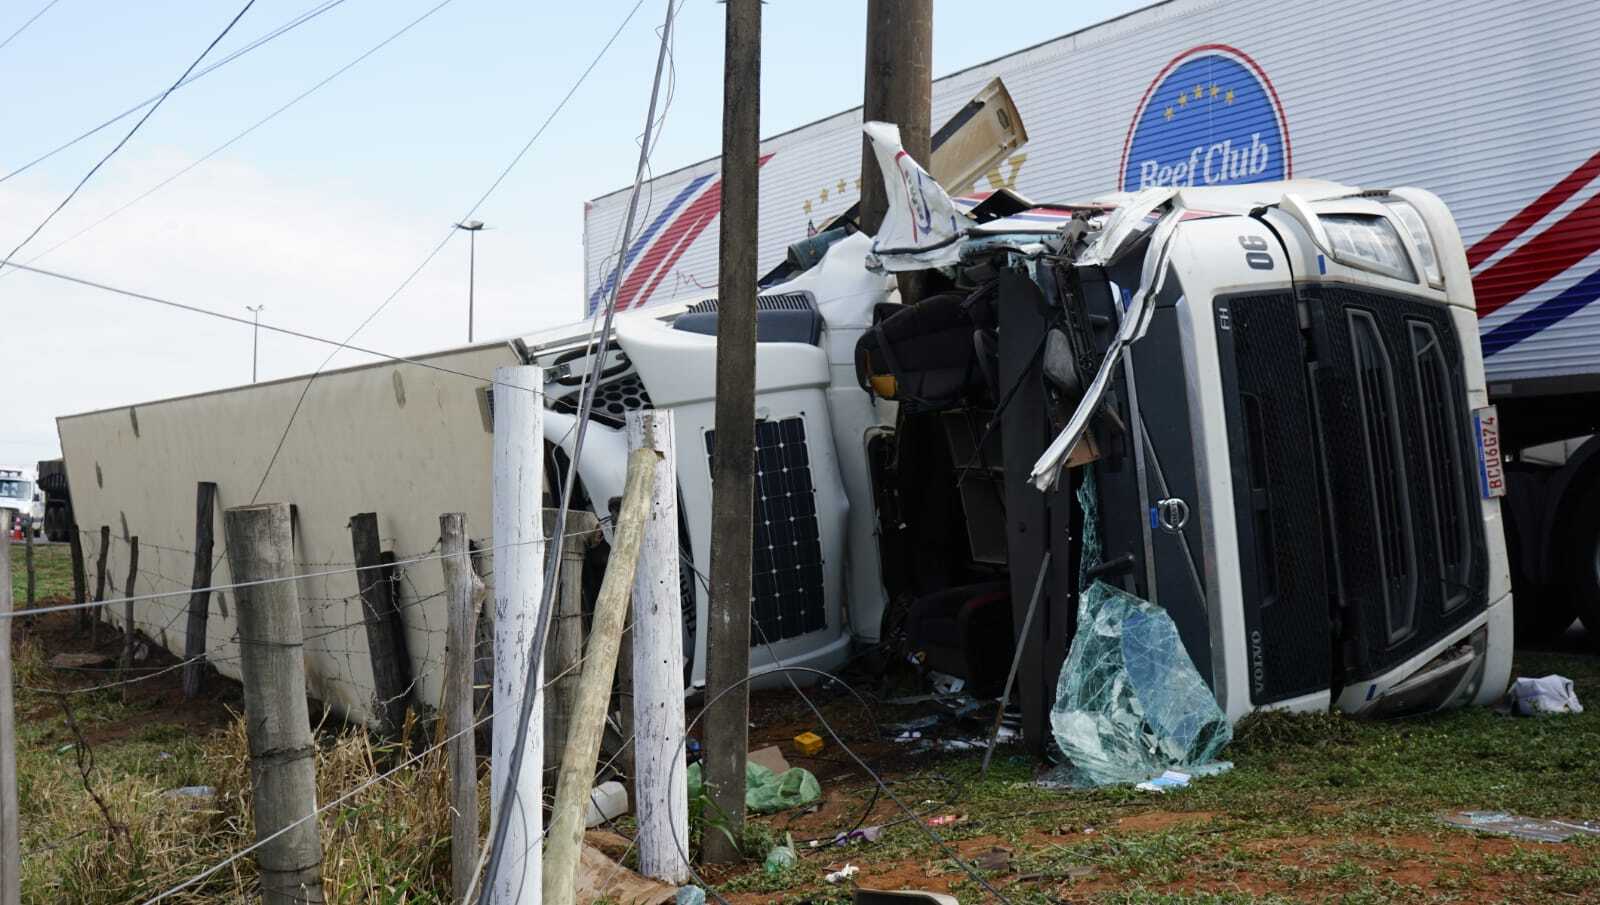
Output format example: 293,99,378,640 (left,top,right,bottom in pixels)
1120,44,1291,192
